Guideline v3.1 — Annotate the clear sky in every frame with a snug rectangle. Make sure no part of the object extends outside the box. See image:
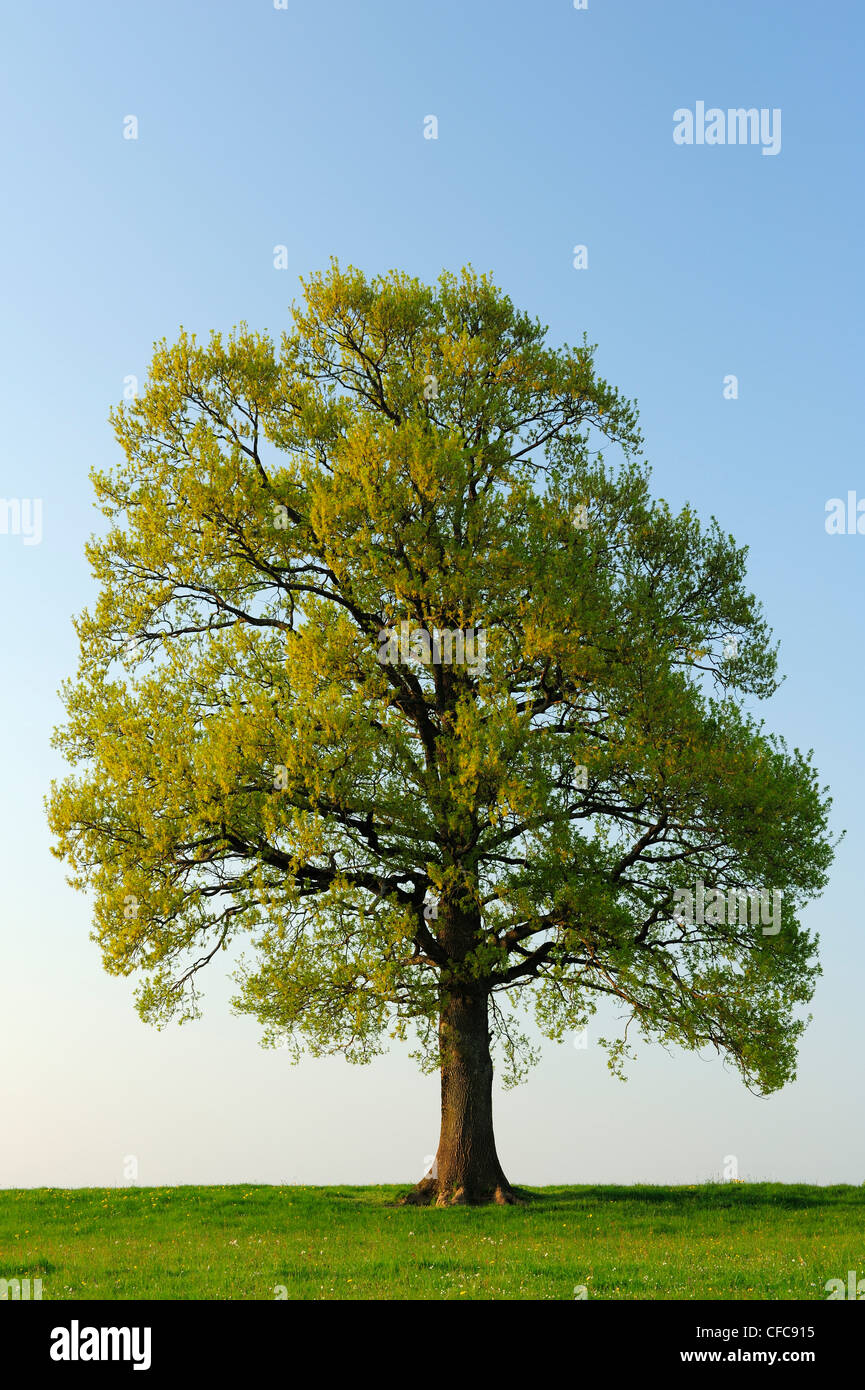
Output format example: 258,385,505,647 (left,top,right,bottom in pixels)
1,0,863,1188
